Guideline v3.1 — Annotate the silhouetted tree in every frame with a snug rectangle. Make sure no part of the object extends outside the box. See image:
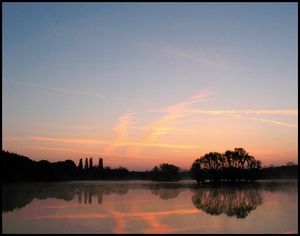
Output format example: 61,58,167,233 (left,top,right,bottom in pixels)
89,157,93,169
114,166,130,179
191,148,262,183
78,158,83,171
84,158,88,170
2,150,80,182
36,160,52,181
101,166,112,179
151,163,180,182
98,158,103,171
